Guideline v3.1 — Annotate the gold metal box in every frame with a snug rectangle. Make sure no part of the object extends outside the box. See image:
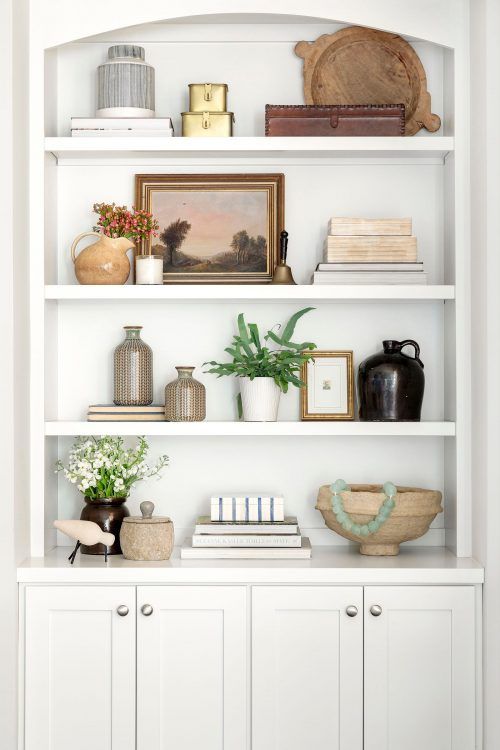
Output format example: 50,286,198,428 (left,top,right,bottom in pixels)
188,83,228,112
181,111,234,137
